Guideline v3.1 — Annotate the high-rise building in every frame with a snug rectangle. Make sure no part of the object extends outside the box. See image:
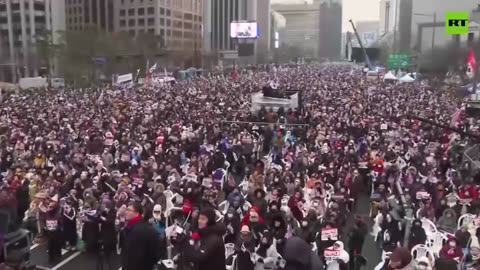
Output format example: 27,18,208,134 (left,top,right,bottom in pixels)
203,0,271,64
204,0,256,51
65,0,114,32
0,0,66,82
113,0,203,52
318,0,342,60
272,0,321,59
